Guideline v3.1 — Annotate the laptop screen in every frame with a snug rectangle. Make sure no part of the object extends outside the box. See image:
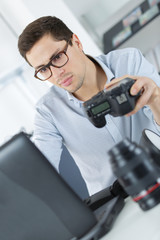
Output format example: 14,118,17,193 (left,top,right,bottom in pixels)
0,132,124,240
0,132,97,240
